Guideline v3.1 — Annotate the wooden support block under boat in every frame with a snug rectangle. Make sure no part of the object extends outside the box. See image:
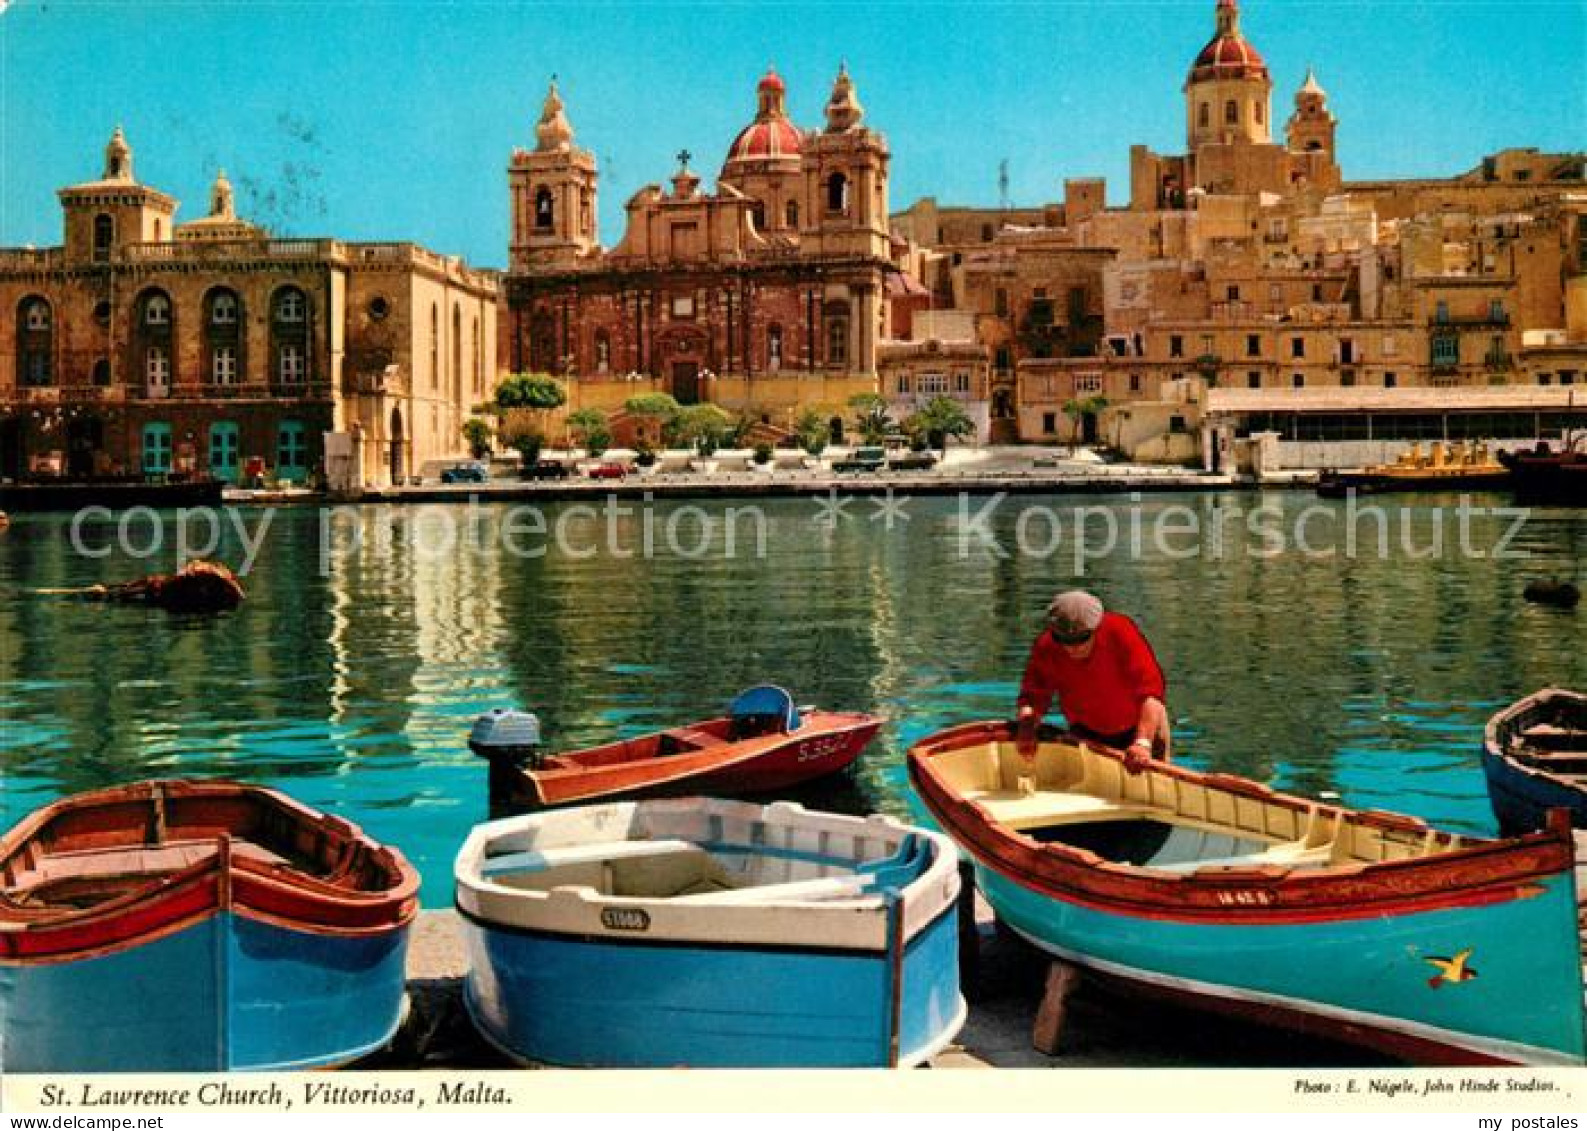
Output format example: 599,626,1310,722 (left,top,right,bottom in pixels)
1031,961,1082,1056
